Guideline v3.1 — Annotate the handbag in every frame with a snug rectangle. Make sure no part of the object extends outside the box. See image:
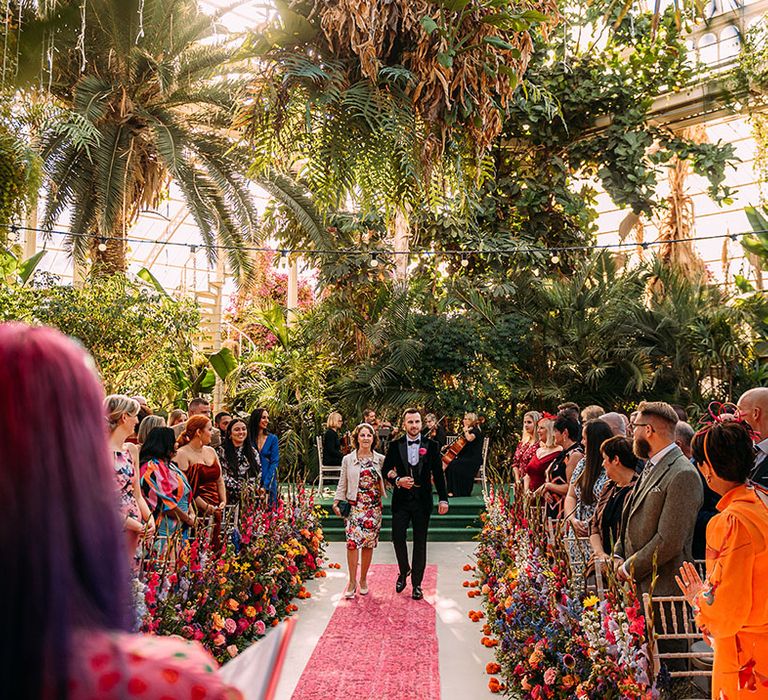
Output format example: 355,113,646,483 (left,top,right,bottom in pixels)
337,500,351,518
